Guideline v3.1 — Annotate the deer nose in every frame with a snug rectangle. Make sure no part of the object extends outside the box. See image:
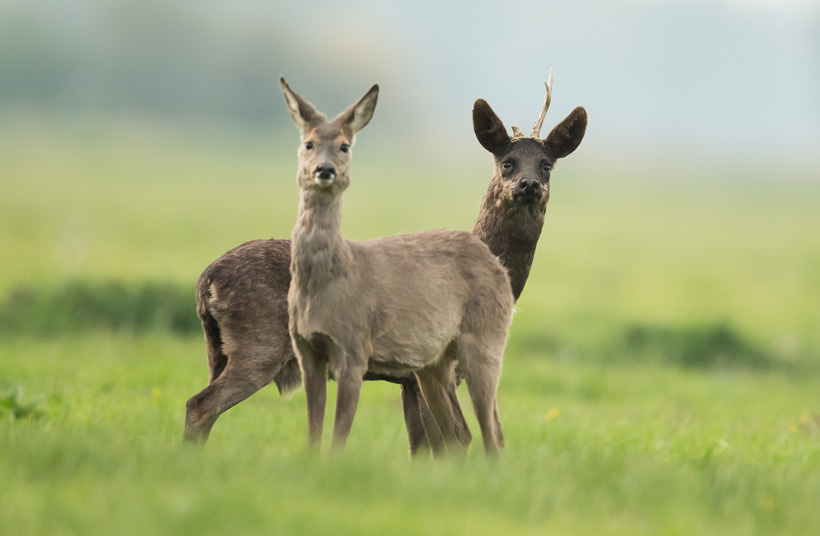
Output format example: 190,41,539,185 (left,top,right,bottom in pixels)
520,179,540,195
314,164,336,181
